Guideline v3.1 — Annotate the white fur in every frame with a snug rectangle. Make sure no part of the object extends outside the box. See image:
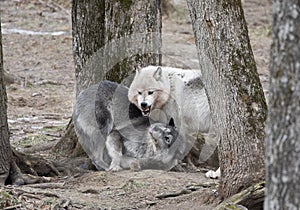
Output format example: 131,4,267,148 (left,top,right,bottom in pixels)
205,167,221,179
129,66,216,159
